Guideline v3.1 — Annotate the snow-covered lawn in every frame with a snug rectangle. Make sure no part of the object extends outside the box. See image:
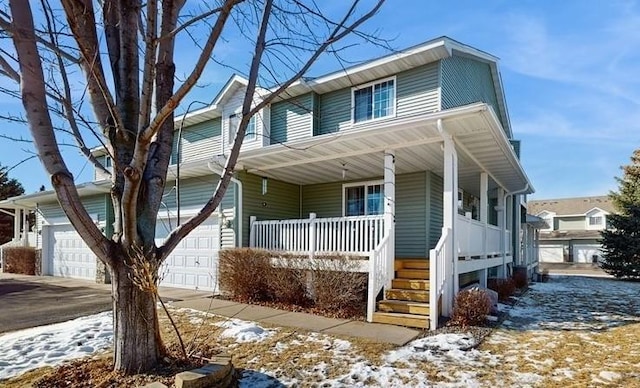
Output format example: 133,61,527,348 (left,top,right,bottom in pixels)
2,275,640,387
